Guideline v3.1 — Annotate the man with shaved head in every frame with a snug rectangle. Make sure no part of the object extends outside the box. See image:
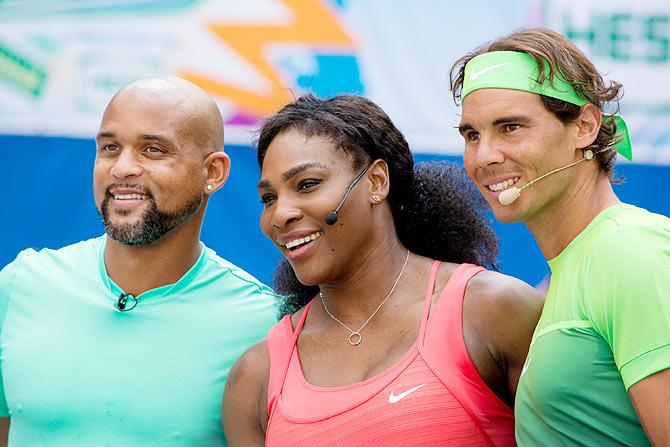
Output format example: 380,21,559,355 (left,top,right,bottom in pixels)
0,78,276,446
